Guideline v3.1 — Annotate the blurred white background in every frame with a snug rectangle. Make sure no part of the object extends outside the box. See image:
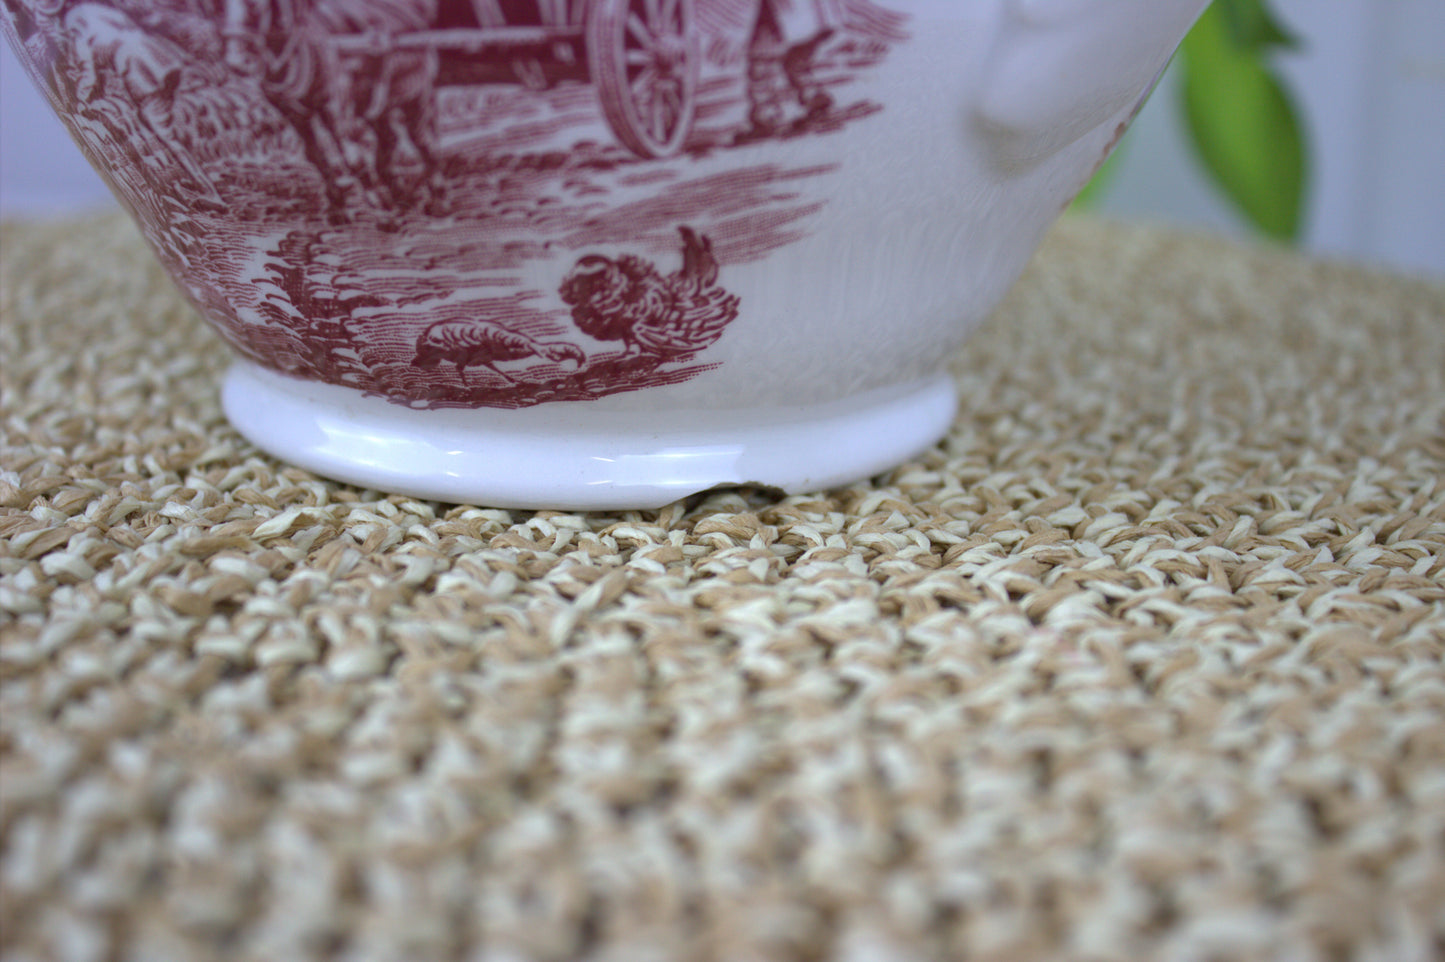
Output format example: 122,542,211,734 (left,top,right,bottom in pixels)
1098,0,1444,278
3,0,1442,277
